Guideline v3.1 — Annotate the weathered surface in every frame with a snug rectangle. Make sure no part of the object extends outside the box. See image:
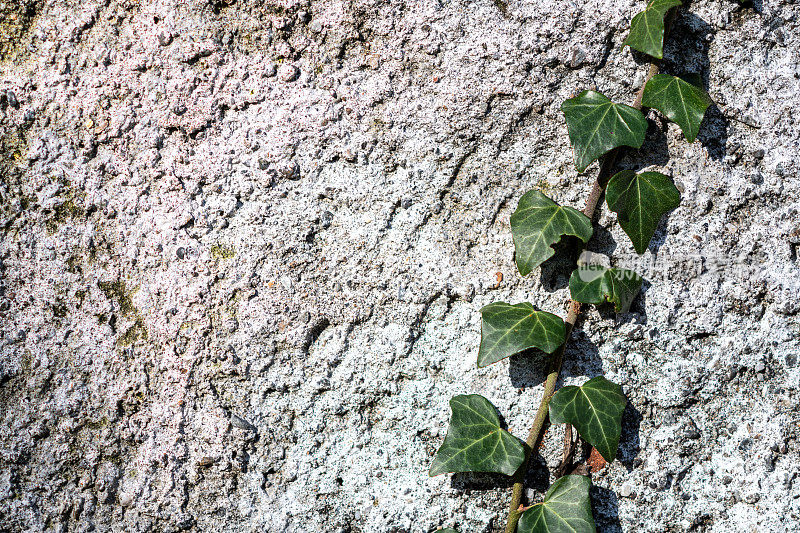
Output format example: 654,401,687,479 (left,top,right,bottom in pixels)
1,0,799,532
